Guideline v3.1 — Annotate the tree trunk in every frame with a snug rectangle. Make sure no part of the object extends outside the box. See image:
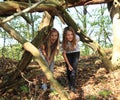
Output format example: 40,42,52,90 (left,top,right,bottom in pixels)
110,1,120,68
83,6,90,54
0,0,113,17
